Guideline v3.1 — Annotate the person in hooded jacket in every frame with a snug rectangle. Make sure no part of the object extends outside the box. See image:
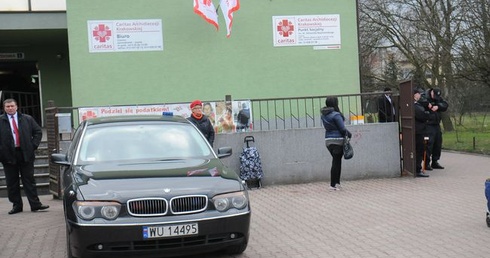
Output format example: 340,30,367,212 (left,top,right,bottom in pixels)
321,97,352,191
424,88,448,170
187,100,215,147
